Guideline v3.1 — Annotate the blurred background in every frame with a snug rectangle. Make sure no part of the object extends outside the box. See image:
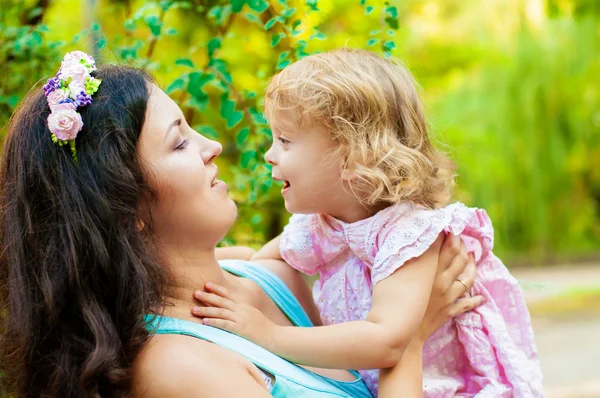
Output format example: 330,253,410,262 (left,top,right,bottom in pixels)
1,0,599,396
